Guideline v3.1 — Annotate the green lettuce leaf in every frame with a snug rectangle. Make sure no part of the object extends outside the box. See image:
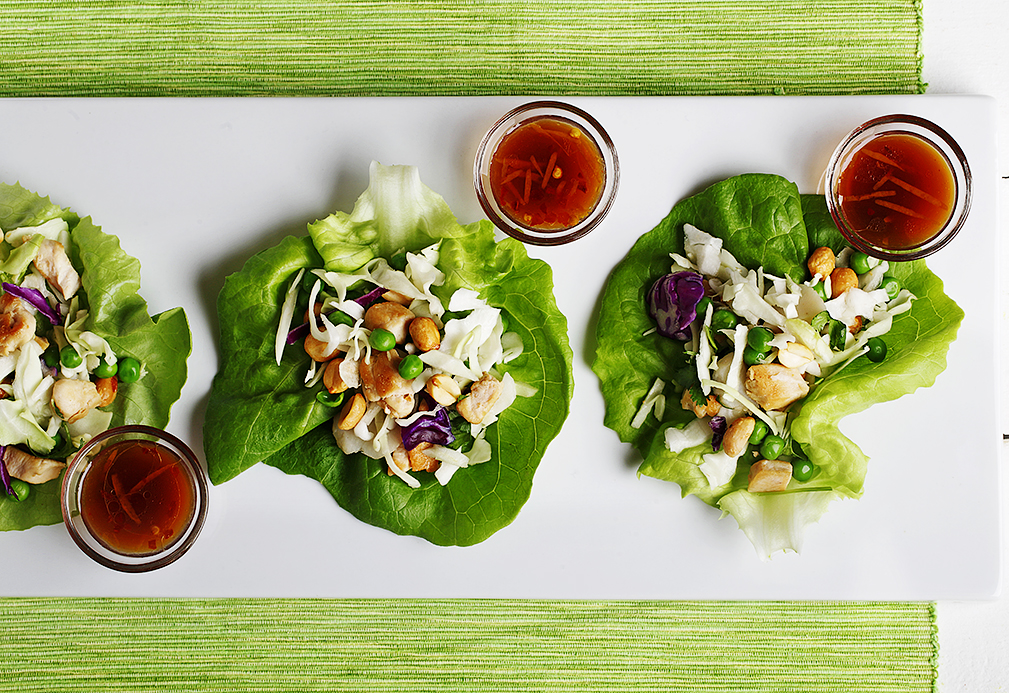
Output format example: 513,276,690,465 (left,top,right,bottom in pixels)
0,183,192,531
592,173,962,557
204,164,573,546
